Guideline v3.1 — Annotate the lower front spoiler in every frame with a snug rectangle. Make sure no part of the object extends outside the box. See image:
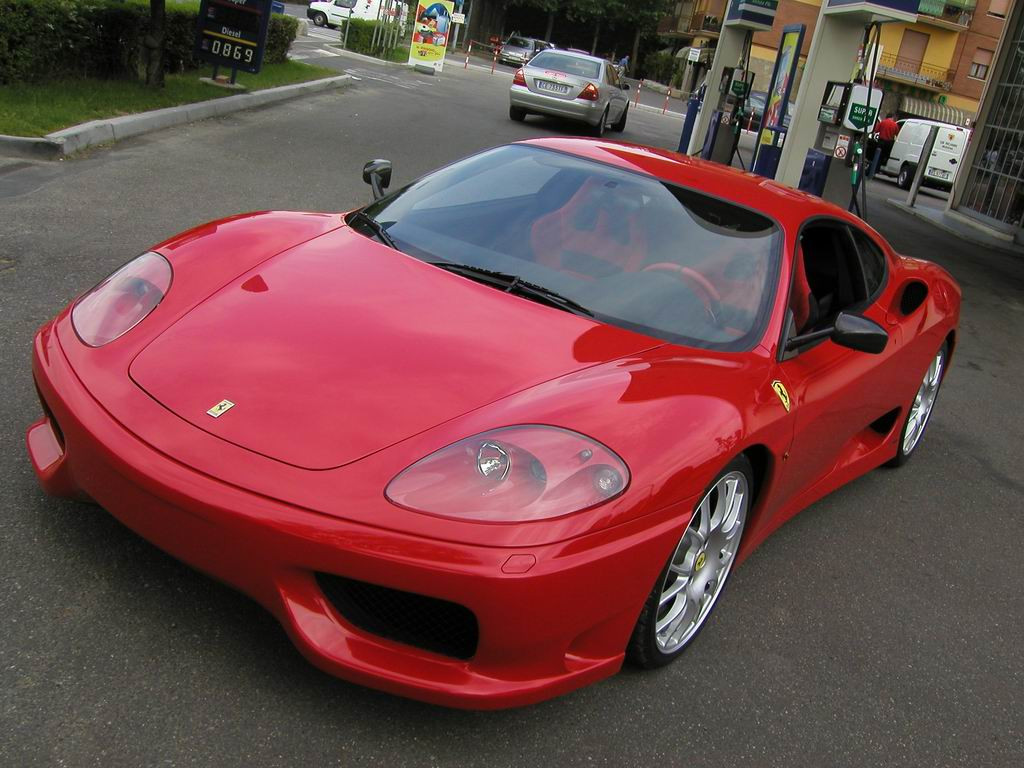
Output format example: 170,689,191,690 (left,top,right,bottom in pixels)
27,327,688,709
